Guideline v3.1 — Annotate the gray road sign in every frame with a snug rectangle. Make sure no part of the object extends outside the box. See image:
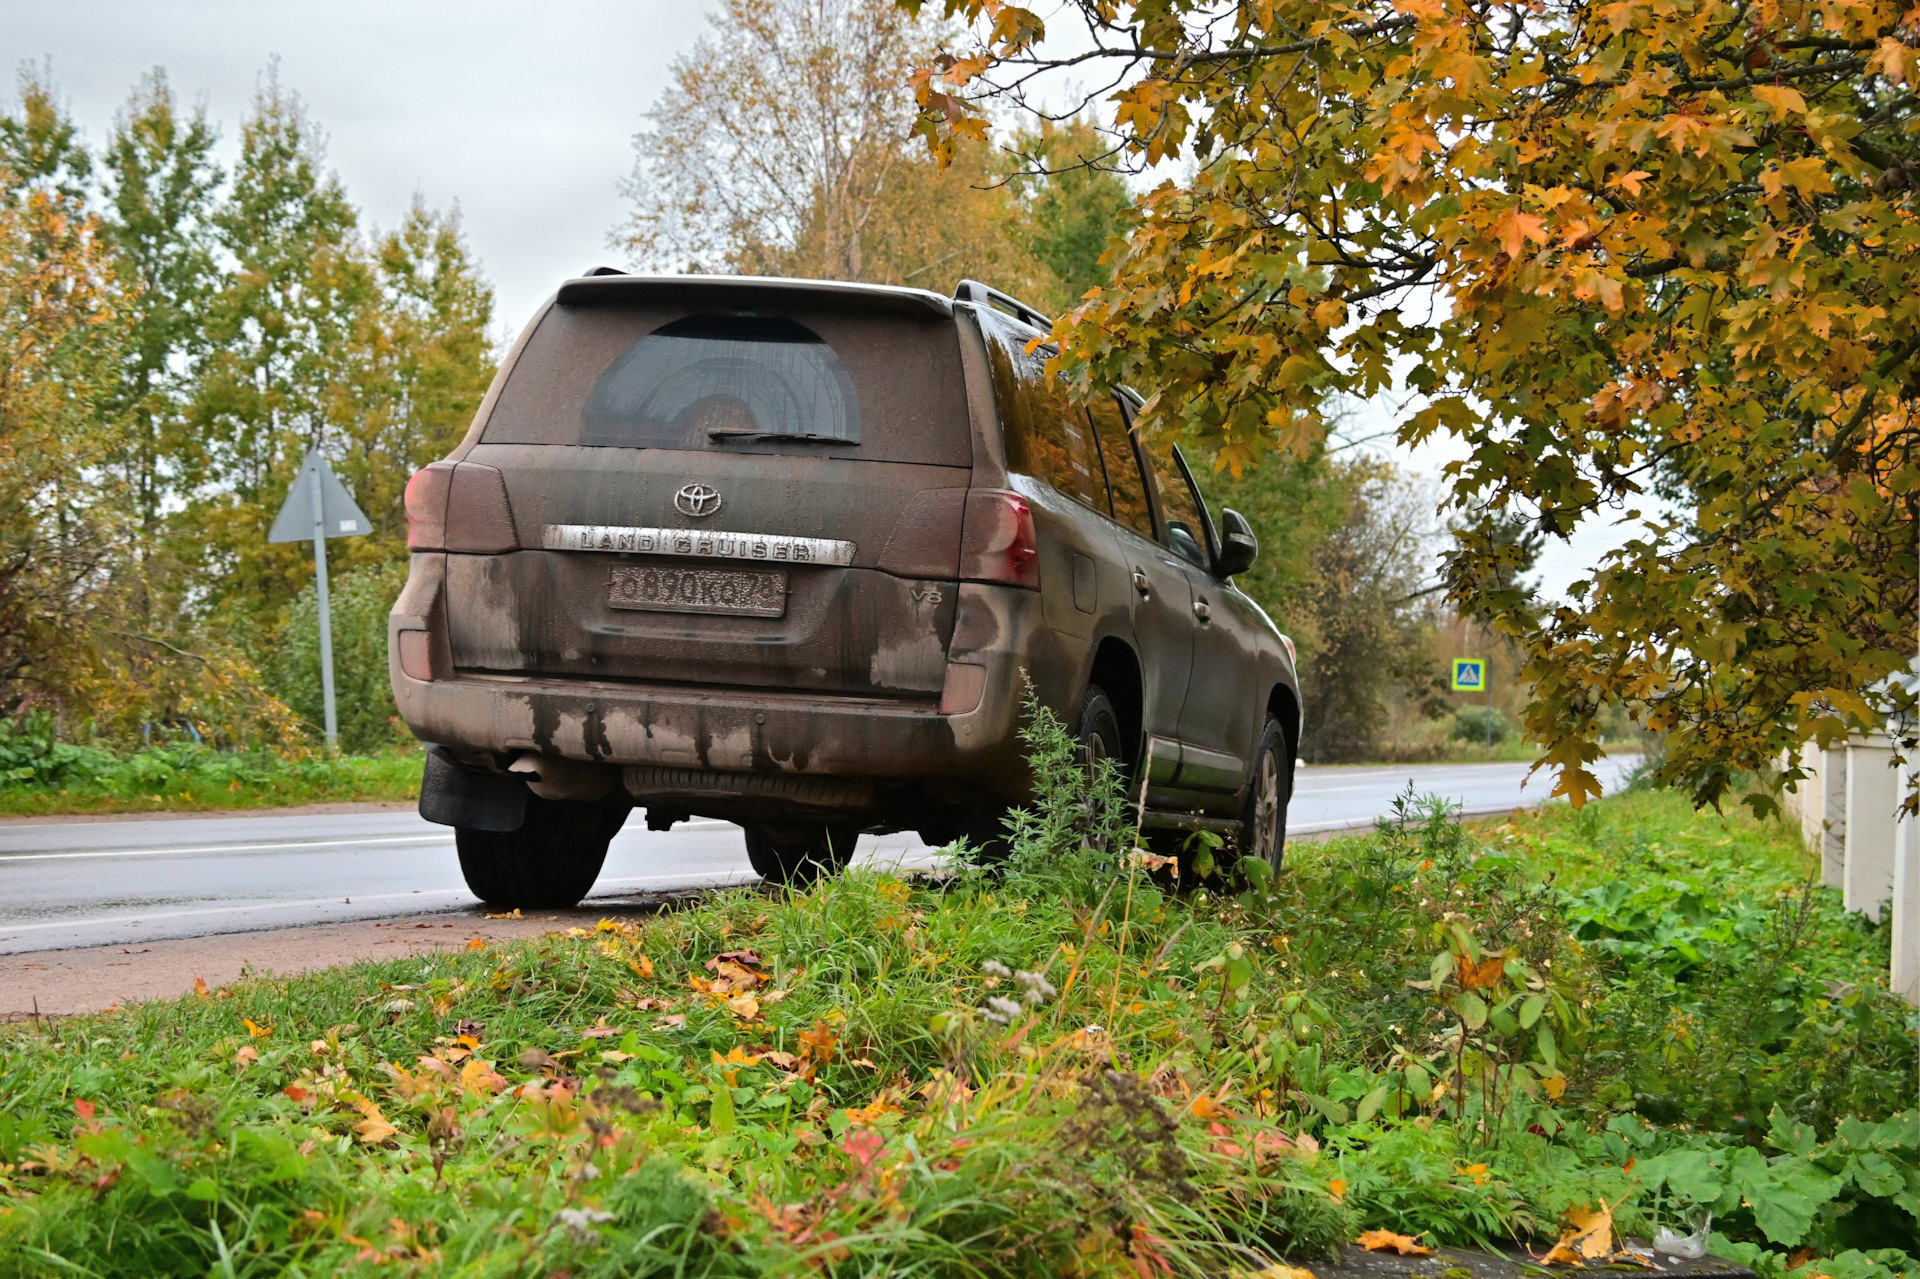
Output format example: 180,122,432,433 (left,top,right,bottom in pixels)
268,451,371,543
267,451,370,750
